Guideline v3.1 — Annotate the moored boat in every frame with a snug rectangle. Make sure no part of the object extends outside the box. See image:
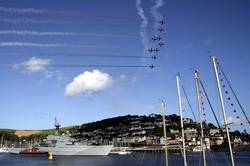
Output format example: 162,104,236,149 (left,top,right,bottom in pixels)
0,147,8,153
192,146,202,152
20,147,48,155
